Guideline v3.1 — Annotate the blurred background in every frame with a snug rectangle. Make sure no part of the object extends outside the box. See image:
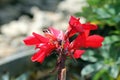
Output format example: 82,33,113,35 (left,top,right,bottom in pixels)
0,0,120,80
